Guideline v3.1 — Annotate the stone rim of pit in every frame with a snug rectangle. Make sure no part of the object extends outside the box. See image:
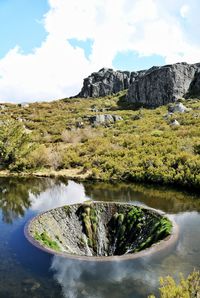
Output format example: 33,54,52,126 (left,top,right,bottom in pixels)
24,201,178,261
